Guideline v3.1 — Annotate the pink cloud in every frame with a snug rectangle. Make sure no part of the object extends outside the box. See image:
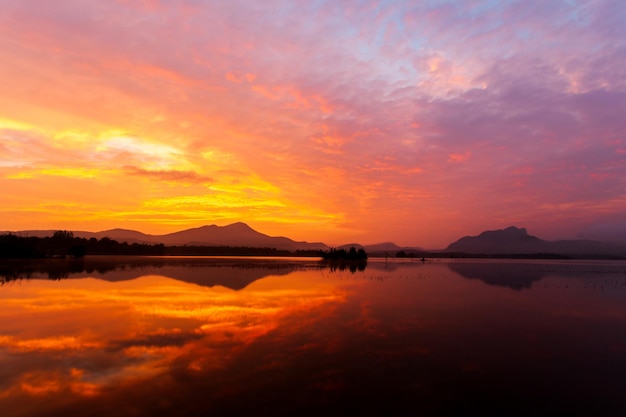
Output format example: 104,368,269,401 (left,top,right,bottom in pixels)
448,152,471,163
123,166,212,184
